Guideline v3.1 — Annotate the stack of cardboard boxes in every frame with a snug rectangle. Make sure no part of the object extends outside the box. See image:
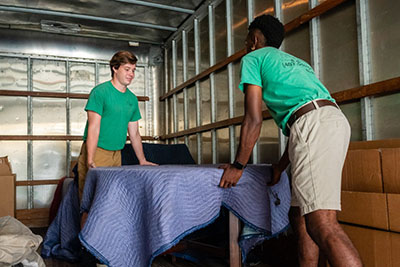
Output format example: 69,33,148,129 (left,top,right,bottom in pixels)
338,148,400,266
0,156,16,218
